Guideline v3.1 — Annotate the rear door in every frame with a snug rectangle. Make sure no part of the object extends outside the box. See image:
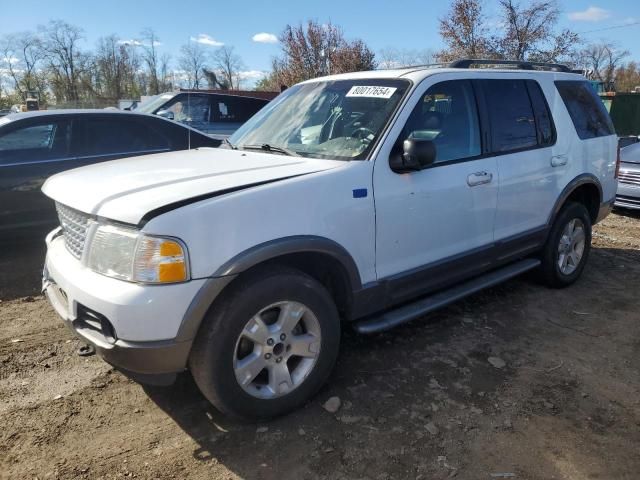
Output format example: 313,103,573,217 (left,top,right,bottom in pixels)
0,117,73,232
481,78,561,249
73,115,171,163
